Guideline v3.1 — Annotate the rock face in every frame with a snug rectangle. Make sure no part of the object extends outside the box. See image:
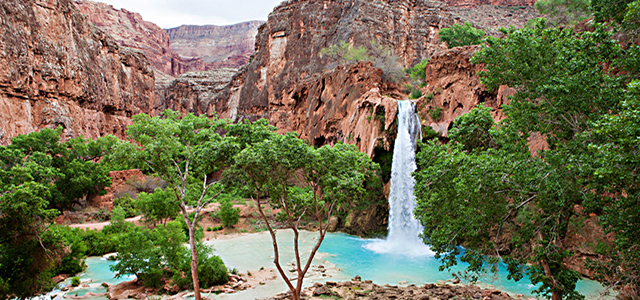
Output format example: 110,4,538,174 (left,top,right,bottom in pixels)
416,45,503,136
154,68,237,116
166,22,263,69
214,0,455,156
444,0,536,7
0,0,155,145
74,0,207,77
